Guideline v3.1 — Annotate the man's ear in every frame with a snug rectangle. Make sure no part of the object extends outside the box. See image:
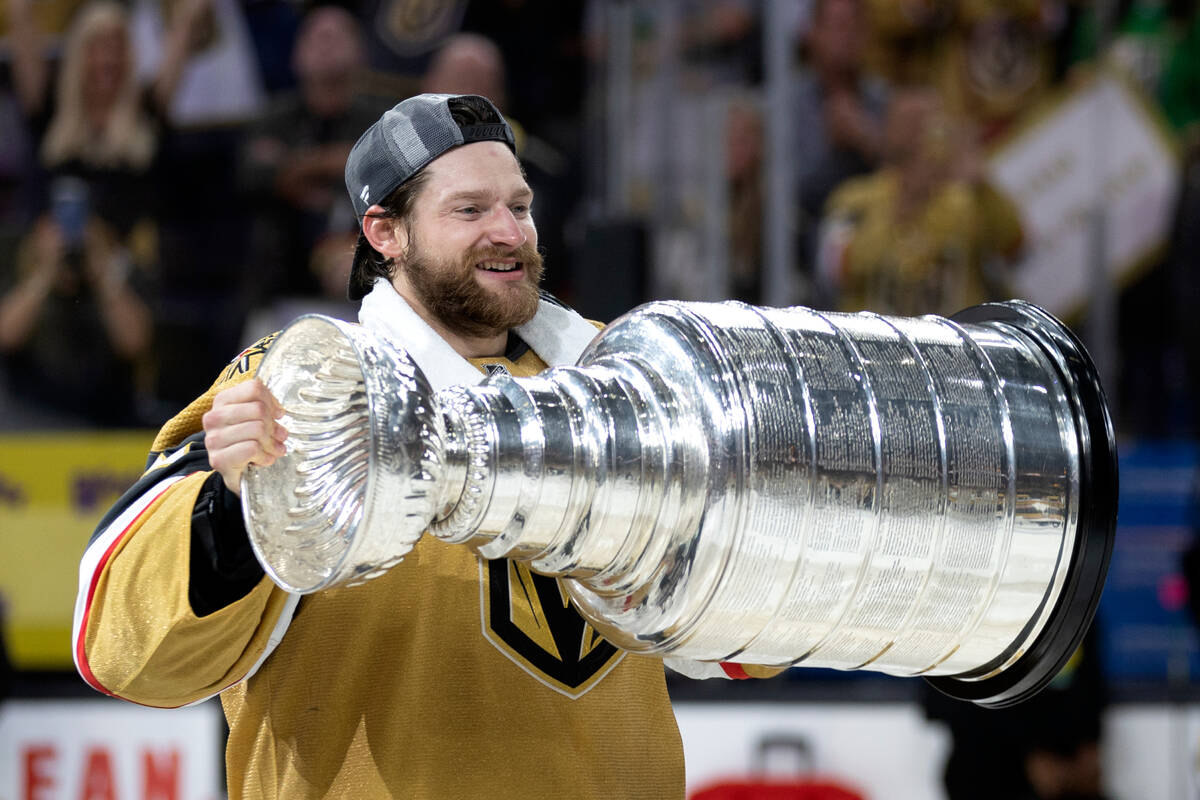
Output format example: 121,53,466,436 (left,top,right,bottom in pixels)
362,205,408,260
